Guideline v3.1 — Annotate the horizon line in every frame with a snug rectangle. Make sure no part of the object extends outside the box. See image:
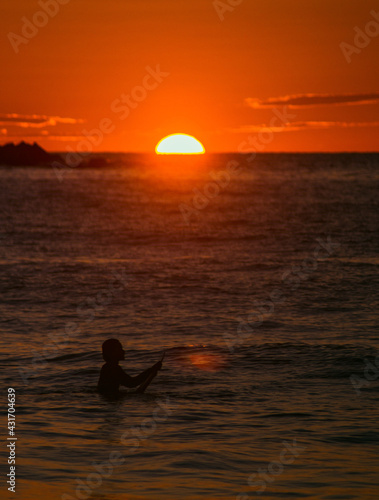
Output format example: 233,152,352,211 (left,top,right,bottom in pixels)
1,142,379,155
52,150,379,154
